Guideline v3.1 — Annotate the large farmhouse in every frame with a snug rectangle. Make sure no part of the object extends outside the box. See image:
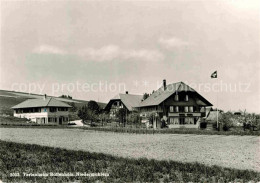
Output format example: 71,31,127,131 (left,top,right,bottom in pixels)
105,80,212,129
12,95,71,124
138,80,212,128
